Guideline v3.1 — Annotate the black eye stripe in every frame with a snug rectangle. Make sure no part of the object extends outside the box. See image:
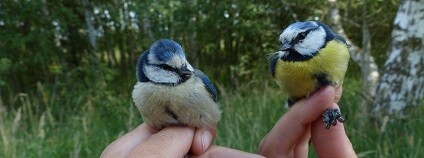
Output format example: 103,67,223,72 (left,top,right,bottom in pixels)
146,63,179,72
298,32,306,39
157,64,178,71
292,29,314,44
